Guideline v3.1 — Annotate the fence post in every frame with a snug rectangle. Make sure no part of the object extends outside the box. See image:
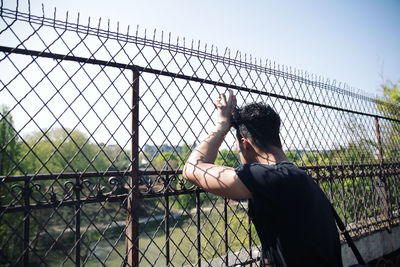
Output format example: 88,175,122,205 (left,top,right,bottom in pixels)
126,70,140,267
75,177,81,267
374,117,391,232
164,170,170,266
248,217,252,267
196,190,201,267
224,198,228,266
22,180,30,267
